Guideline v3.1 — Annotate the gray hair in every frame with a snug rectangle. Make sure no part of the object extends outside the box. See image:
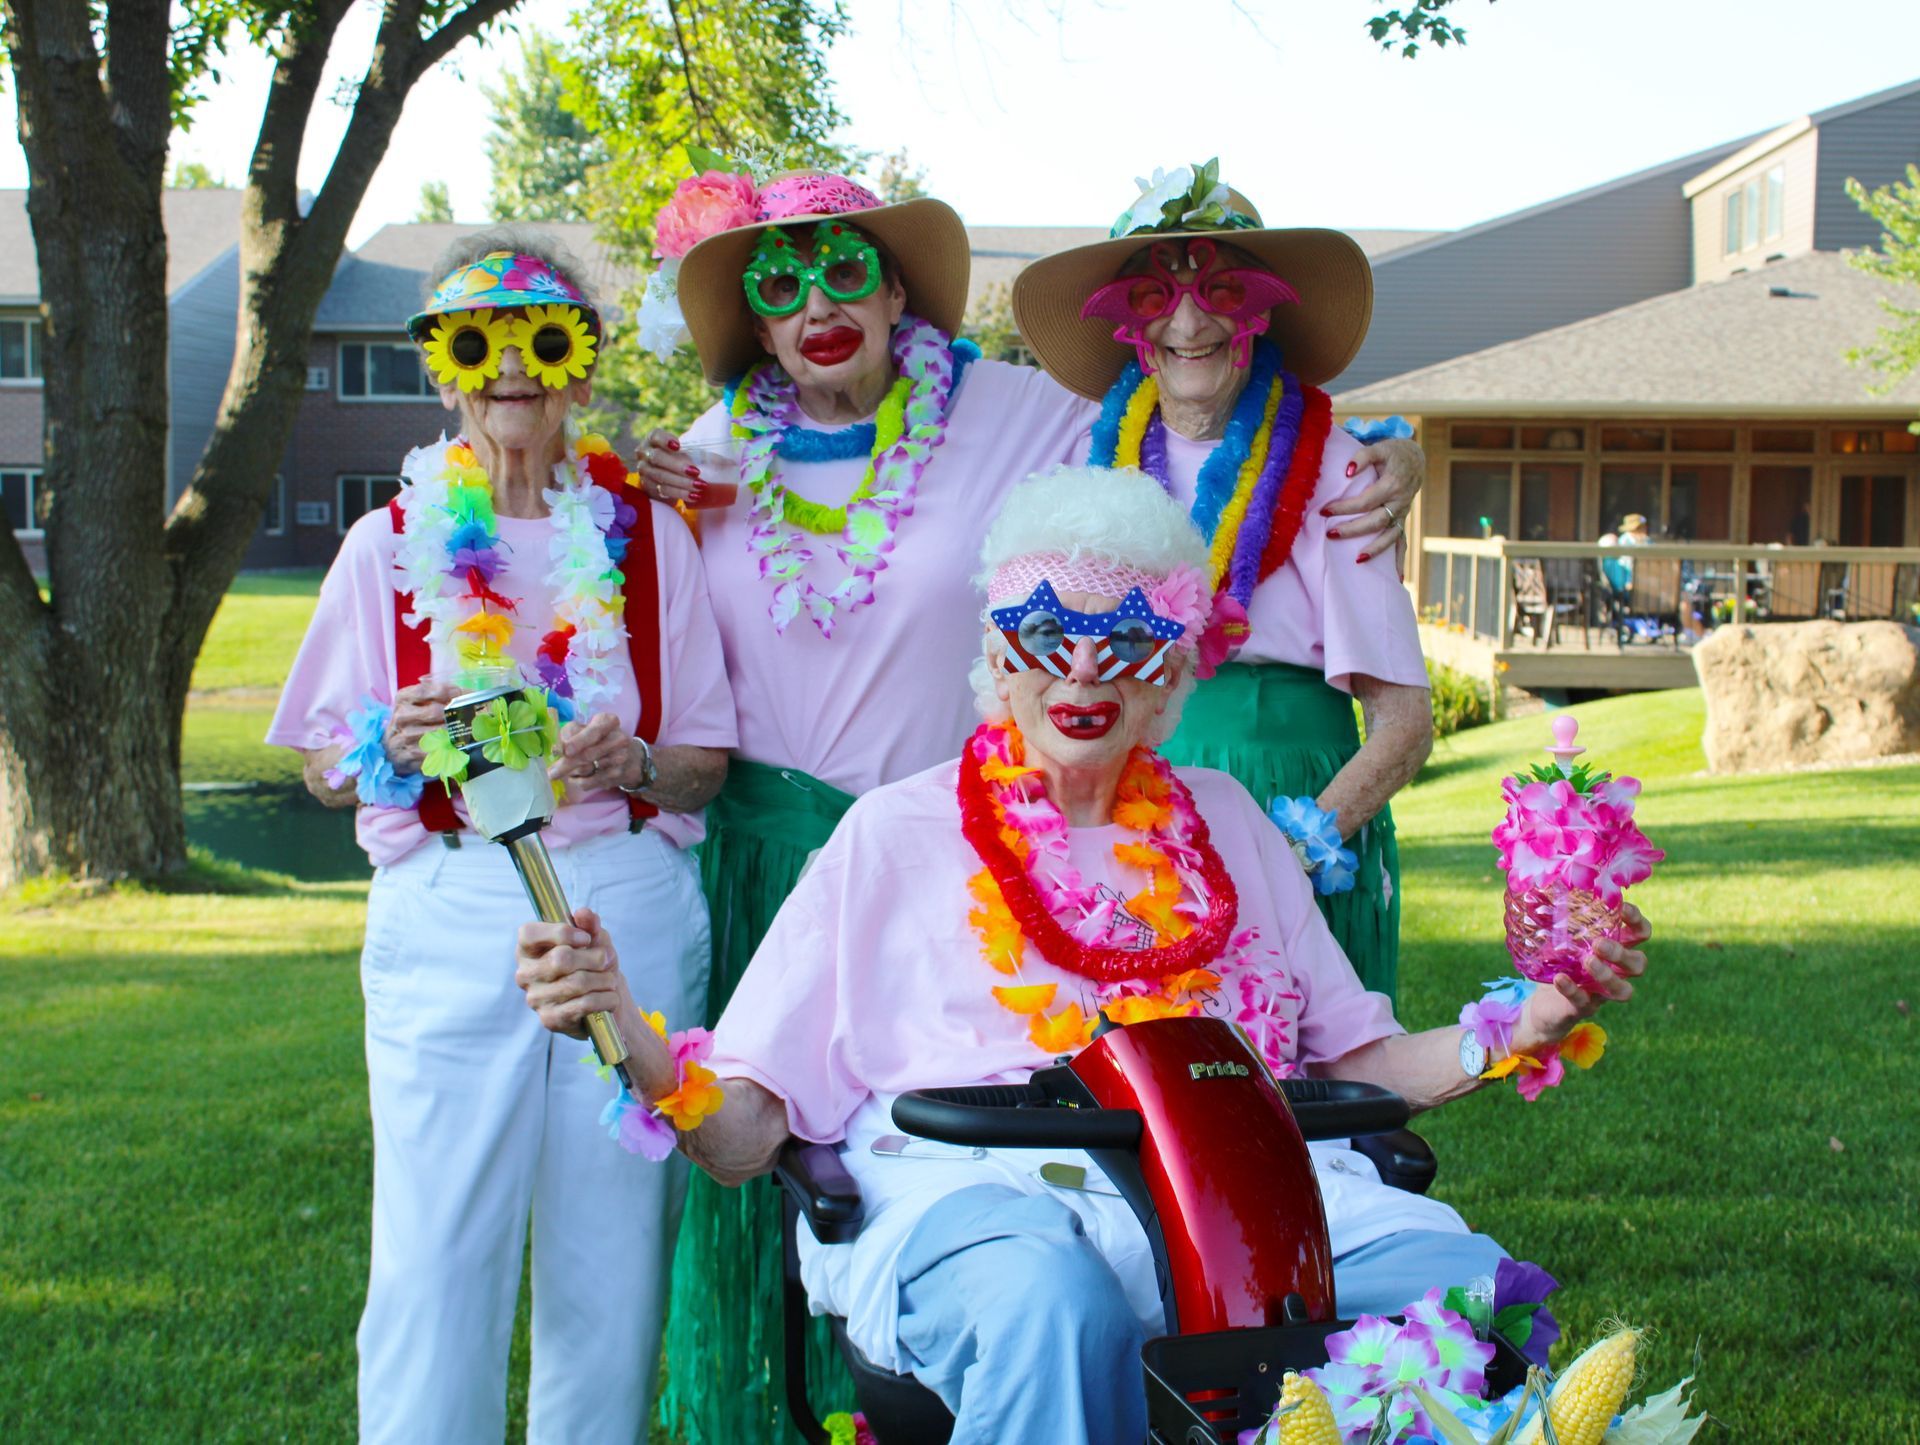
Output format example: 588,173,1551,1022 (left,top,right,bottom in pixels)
423,223,599,315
